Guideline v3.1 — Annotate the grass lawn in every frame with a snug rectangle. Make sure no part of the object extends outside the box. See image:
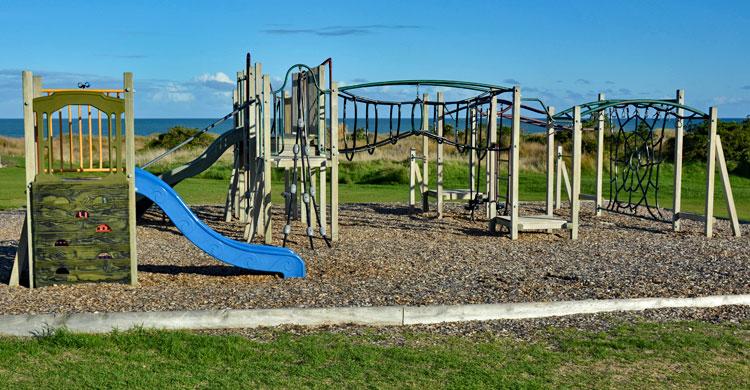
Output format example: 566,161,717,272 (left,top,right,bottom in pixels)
0,321,747,388
2,157,749,220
